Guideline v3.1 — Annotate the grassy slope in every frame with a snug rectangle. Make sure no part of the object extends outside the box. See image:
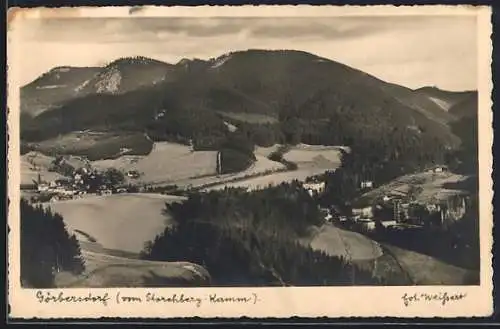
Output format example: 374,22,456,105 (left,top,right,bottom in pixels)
92,141,219,185
21,151,65,185
383,244,478,285
43,192,212,287
54,249,211,288
41,193,185,253
202,144,342,191
355,171,470,206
